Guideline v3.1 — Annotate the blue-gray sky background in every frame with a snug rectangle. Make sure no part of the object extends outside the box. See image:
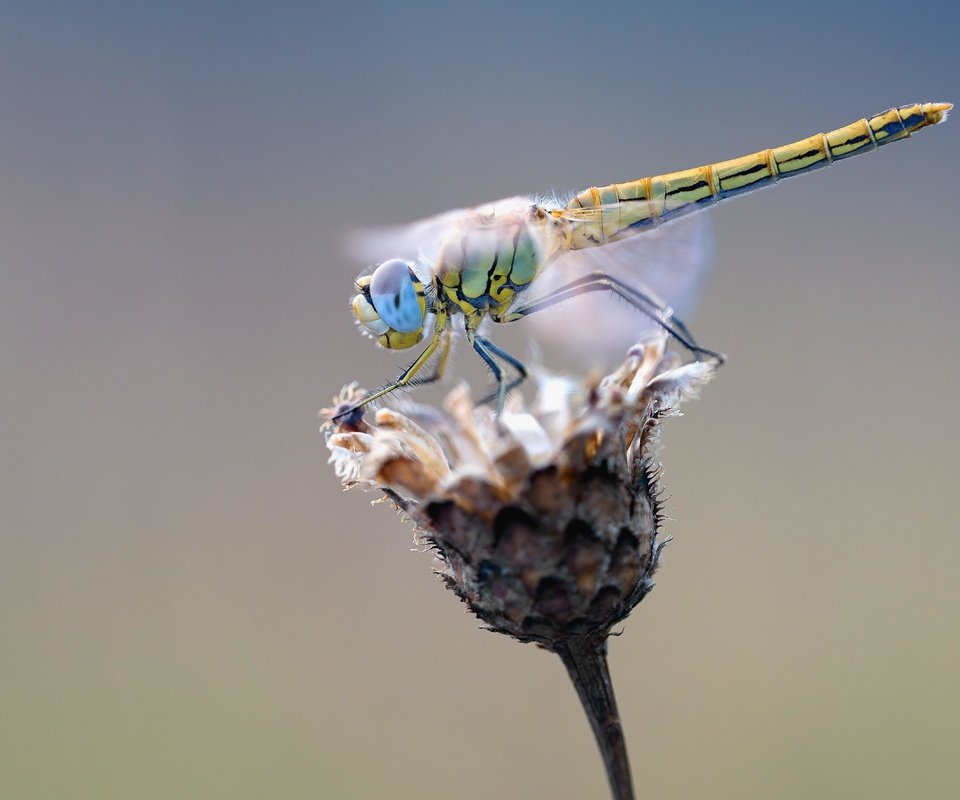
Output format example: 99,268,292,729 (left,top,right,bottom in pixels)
2,2,958,797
